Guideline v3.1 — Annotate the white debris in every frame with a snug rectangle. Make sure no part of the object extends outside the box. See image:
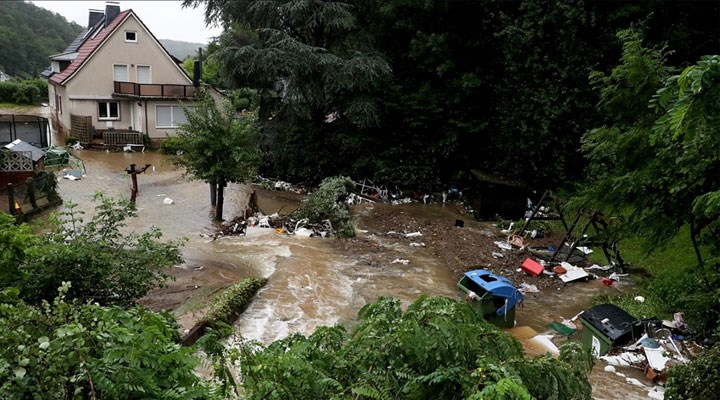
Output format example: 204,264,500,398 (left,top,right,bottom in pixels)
648,386,665,400
162,197,174,205
518,283,539,293
494,241,512,251
391,259,410,265
491,251,505,258
576,246,594,254
600,352,645,366
409,242,425,247
295,227,314,237
586,264,614,271
500,222,515,234
603,365,616,373
405,232,423,238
